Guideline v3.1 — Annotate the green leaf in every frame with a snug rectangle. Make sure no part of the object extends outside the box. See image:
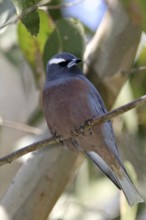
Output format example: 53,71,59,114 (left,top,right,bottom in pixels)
43,18,85,68
17,10,54,88
22,10,40,36
130,45,146,129
122,0,146,31
47,0,62,20
12,0,40,35
137,0,146,31
131,45,146,97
